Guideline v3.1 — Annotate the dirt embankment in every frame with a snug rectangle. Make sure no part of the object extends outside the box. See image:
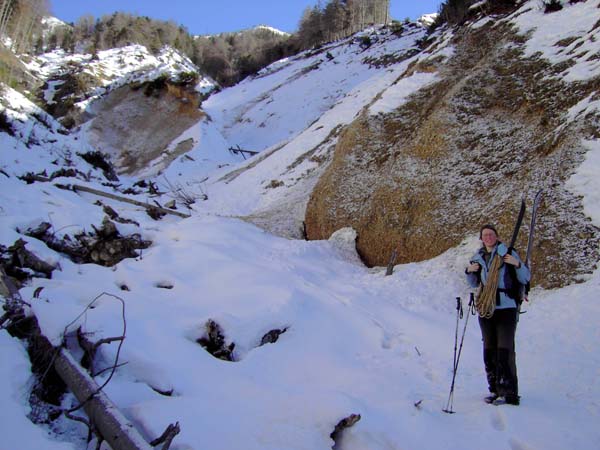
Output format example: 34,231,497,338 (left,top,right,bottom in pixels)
85,79,204,175
305,23,600,289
